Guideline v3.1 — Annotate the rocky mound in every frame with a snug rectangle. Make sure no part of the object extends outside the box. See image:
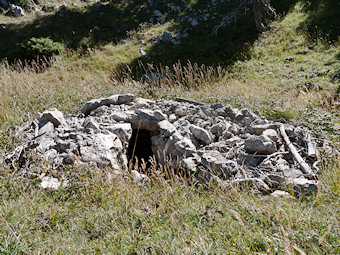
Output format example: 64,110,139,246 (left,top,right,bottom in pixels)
5,94,321,196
